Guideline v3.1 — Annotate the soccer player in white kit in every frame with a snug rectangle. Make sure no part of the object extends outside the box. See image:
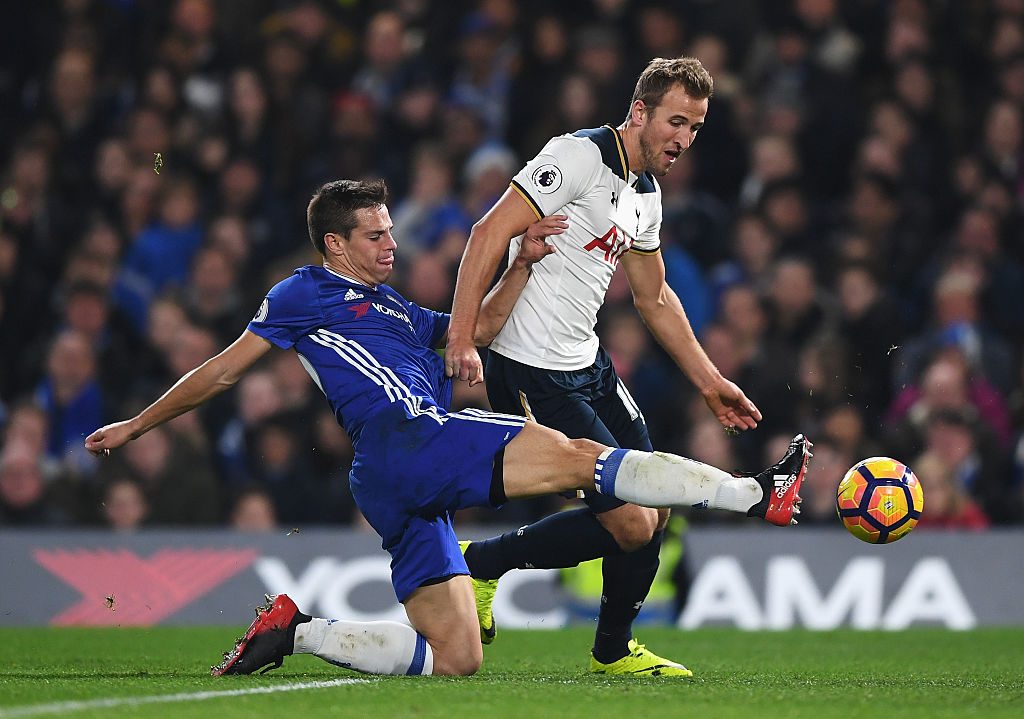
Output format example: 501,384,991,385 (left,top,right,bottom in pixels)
446,57,805,676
